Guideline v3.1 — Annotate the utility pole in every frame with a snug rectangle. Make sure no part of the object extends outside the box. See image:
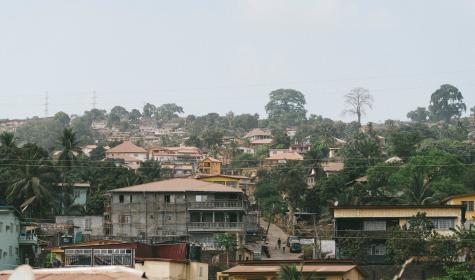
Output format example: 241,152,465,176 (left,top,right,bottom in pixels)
92,91,97,109
44,92,49,117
